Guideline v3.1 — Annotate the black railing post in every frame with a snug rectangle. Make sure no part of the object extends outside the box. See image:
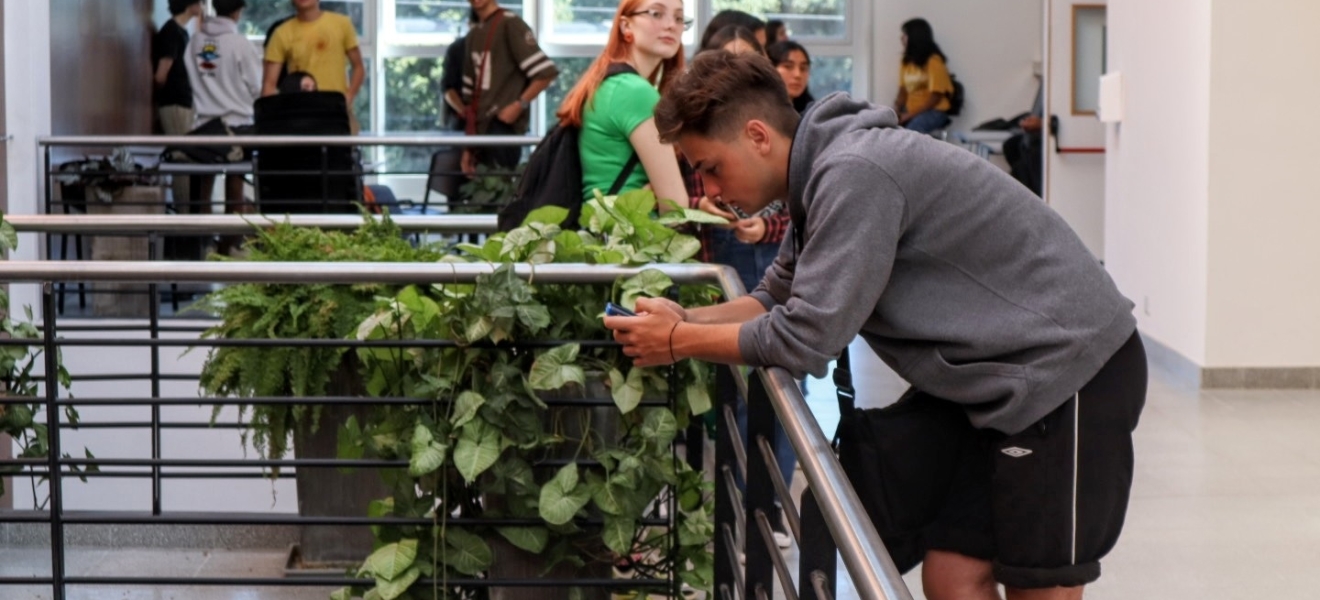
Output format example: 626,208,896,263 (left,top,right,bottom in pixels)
320,145,330,213
744,375,776,599
713,364,739,599
147,266,162,516
798,488,838,600
42,282,66,600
